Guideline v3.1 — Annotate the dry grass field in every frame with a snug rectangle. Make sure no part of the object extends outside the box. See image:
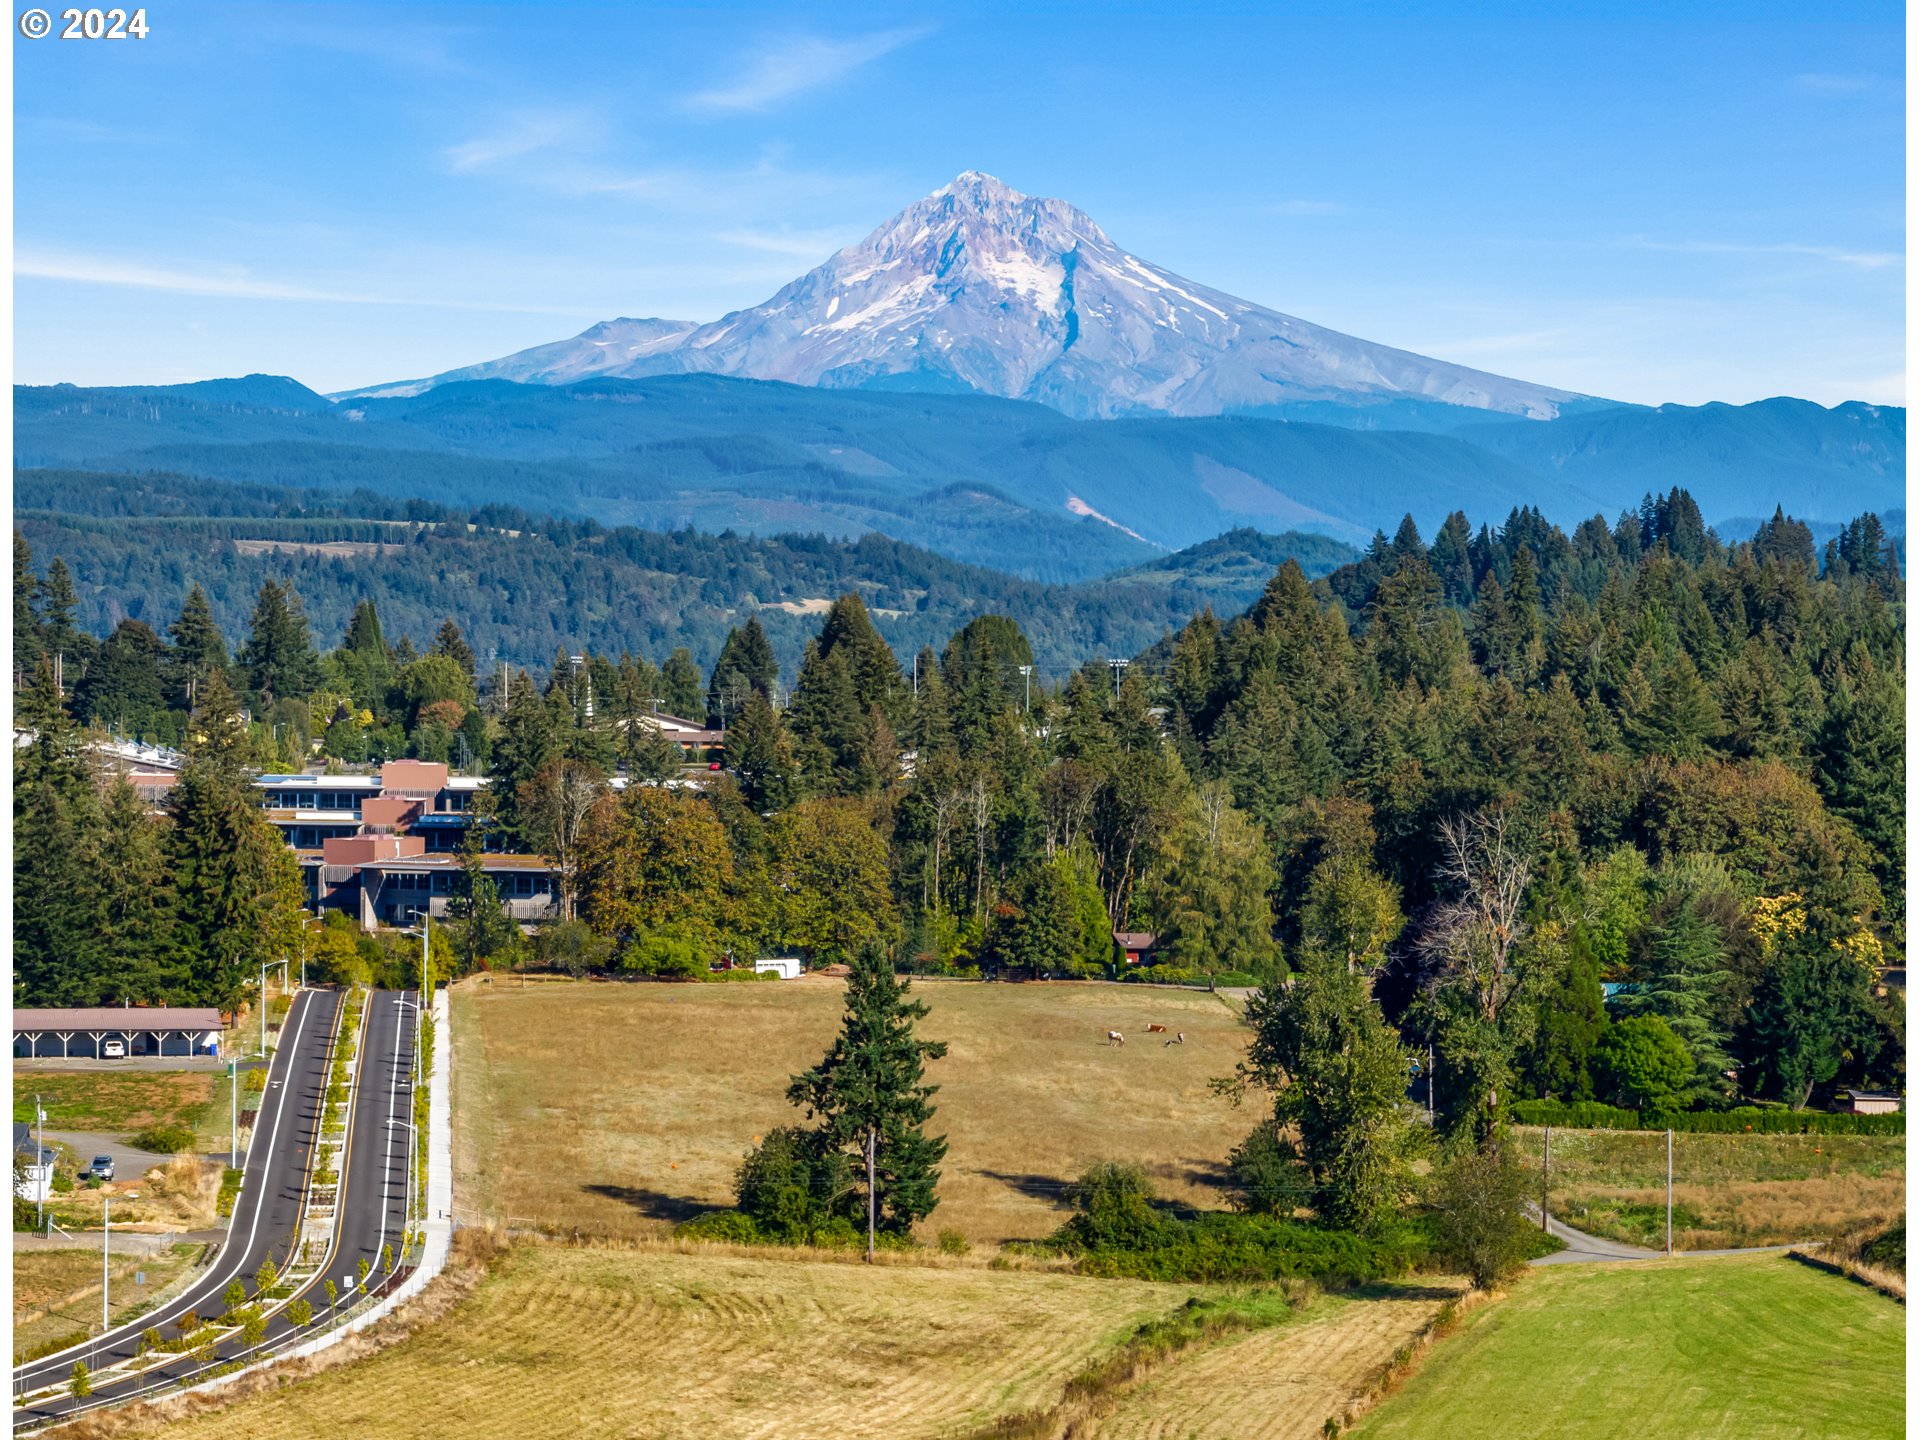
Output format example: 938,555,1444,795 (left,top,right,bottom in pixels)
1098,1281,1467,1440
452,977,1253,1243
85,1243,1205,1440
1520,1126,1905,1249
12,1245,204,1359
